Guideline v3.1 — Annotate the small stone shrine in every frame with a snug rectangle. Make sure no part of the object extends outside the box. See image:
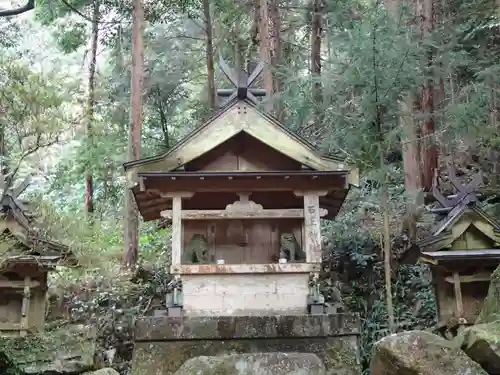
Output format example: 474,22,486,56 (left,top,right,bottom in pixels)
0,174,75,336
126,59,361,375
402,167,500,336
